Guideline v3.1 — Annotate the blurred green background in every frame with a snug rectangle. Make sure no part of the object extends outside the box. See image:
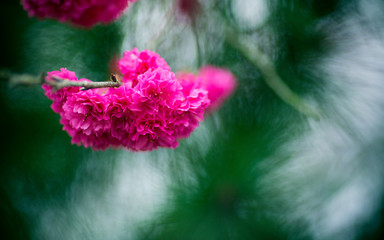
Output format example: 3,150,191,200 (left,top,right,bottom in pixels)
1,0,384,239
